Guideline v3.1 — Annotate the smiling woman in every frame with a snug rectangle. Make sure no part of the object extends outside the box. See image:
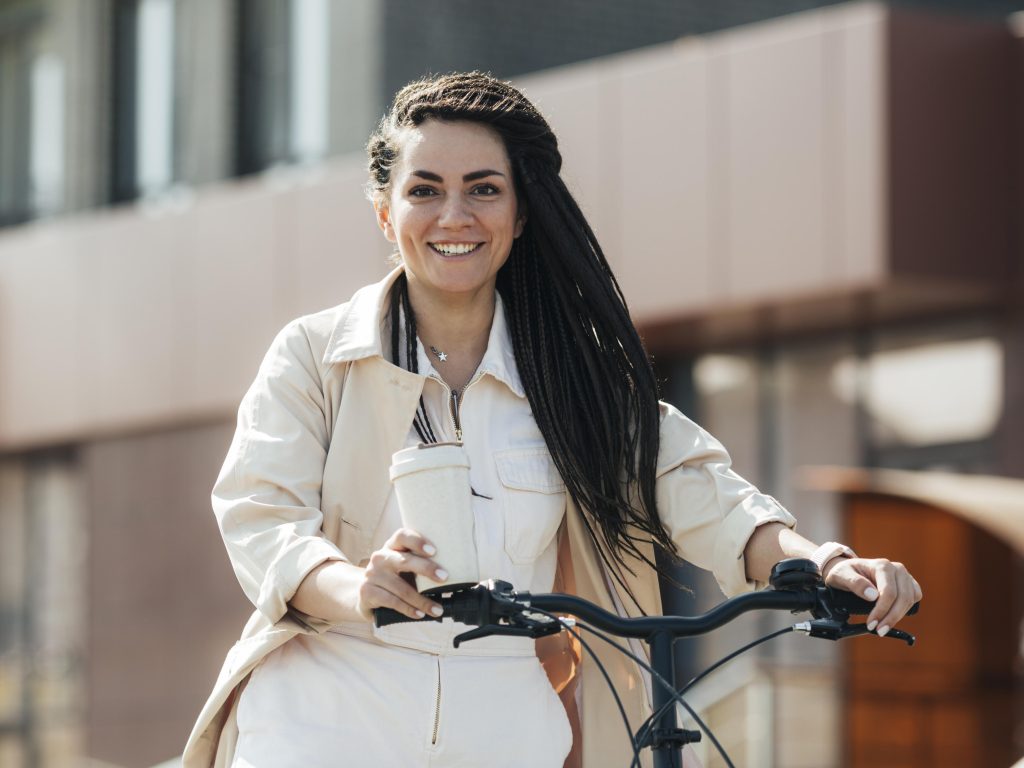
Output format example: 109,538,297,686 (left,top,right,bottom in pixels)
184,72,921,768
